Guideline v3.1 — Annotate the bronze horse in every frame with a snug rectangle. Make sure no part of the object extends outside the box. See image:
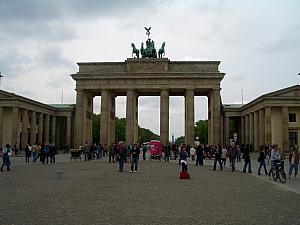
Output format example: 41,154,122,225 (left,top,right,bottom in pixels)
131,43,139,58
158,42,165,58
